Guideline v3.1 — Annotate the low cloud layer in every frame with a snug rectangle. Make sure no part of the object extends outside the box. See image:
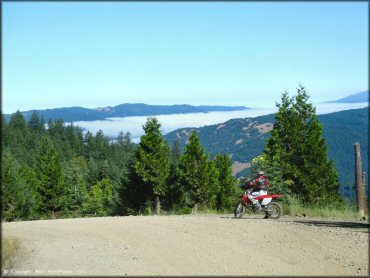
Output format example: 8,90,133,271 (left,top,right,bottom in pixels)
73,102,368,142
